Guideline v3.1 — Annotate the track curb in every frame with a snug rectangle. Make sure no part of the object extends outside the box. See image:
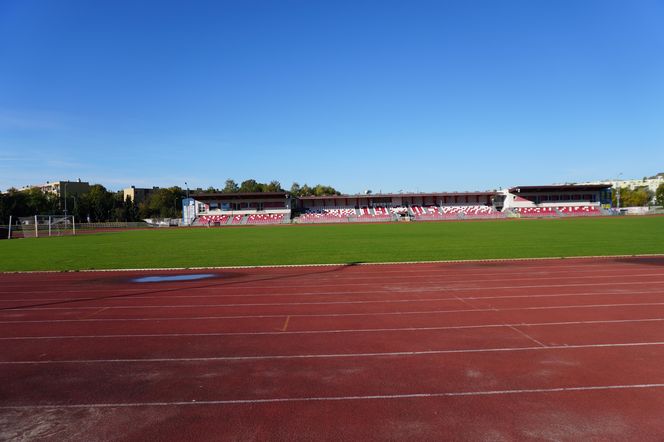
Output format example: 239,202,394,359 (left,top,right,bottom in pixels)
2,253,664,274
